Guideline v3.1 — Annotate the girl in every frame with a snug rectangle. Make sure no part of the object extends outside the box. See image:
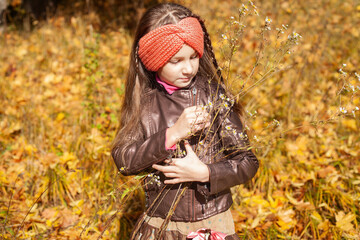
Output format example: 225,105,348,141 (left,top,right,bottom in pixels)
111,3,259,240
